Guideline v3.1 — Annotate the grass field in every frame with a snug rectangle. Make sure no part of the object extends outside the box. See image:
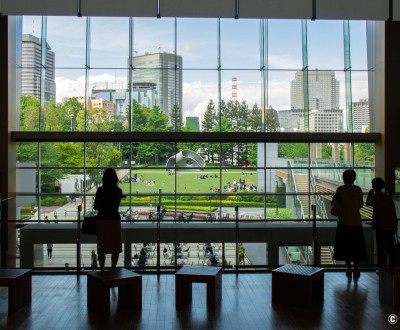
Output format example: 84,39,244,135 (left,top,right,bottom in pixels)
119,168,258,195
